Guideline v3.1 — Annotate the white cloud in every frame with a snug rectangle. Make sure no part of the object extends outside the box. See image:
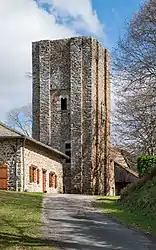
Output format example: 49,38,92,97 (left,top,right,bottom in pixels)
0,0,103,122
38,0,104,36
